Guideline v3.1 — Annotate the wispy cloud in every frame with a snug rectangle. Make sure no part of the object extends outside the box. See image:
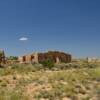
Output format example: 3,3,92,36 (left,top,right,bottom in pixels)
19,37,28,41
